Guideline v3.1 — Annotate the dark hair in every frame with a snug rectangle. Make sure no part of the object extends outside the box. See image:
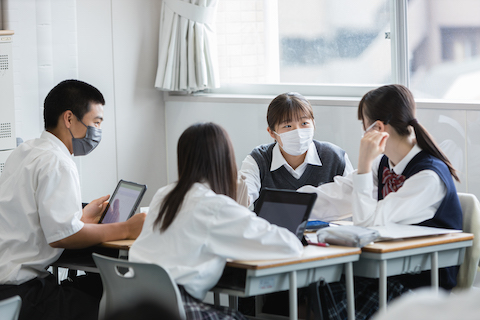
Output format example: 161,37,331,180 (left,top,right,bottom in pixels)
267,92,314,131
154,122,238,231
358,84,459,182
44,79,105,130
